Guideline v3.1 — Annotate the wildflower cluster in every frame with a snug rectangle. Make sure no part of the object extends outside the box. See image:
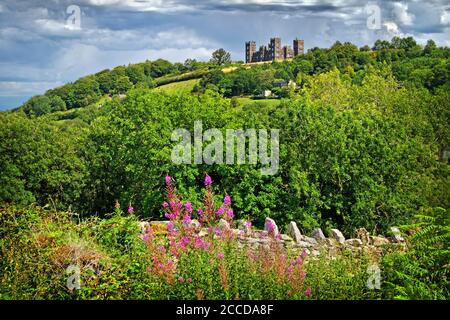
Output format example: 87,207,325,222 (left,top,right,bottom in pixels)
139,174,312,299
